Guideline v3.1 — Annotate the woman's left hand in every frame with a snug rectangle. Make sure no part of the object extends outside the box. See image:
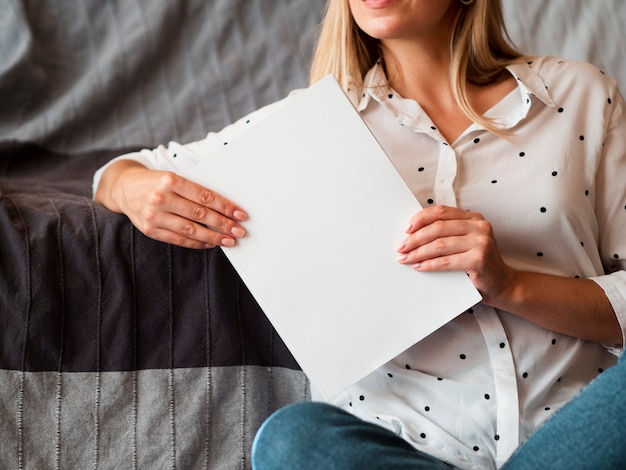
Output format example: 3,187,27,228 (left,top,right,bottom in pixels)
396,205,515,305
